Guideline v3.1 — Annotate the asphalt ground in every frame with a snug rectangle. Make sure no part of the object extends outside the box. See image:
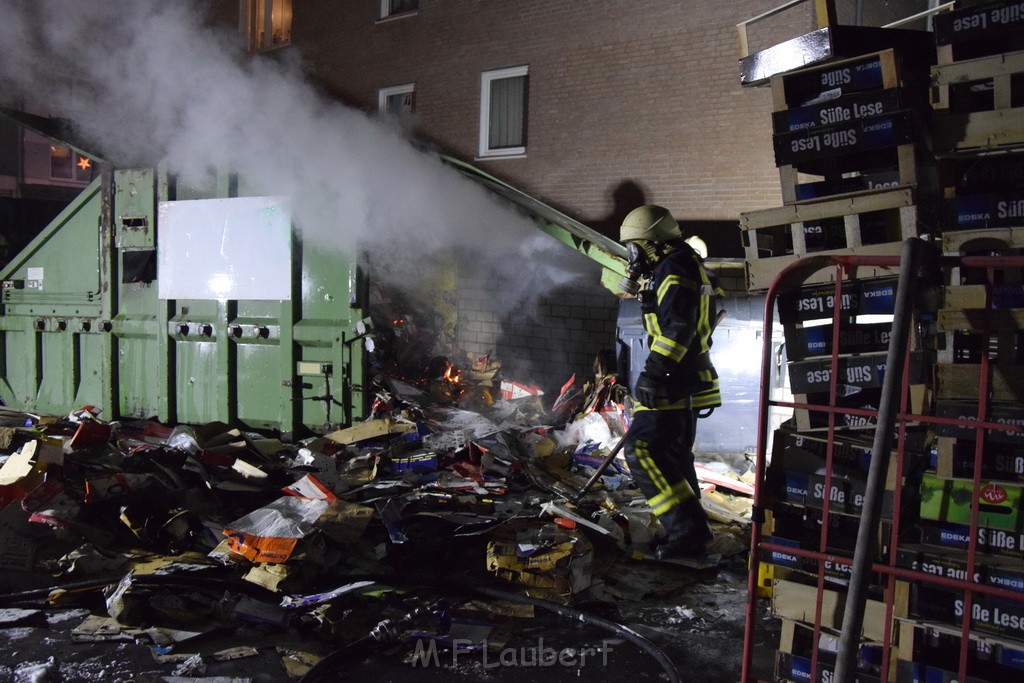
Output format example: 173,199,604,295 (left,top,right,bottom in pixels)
0,558,779,683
